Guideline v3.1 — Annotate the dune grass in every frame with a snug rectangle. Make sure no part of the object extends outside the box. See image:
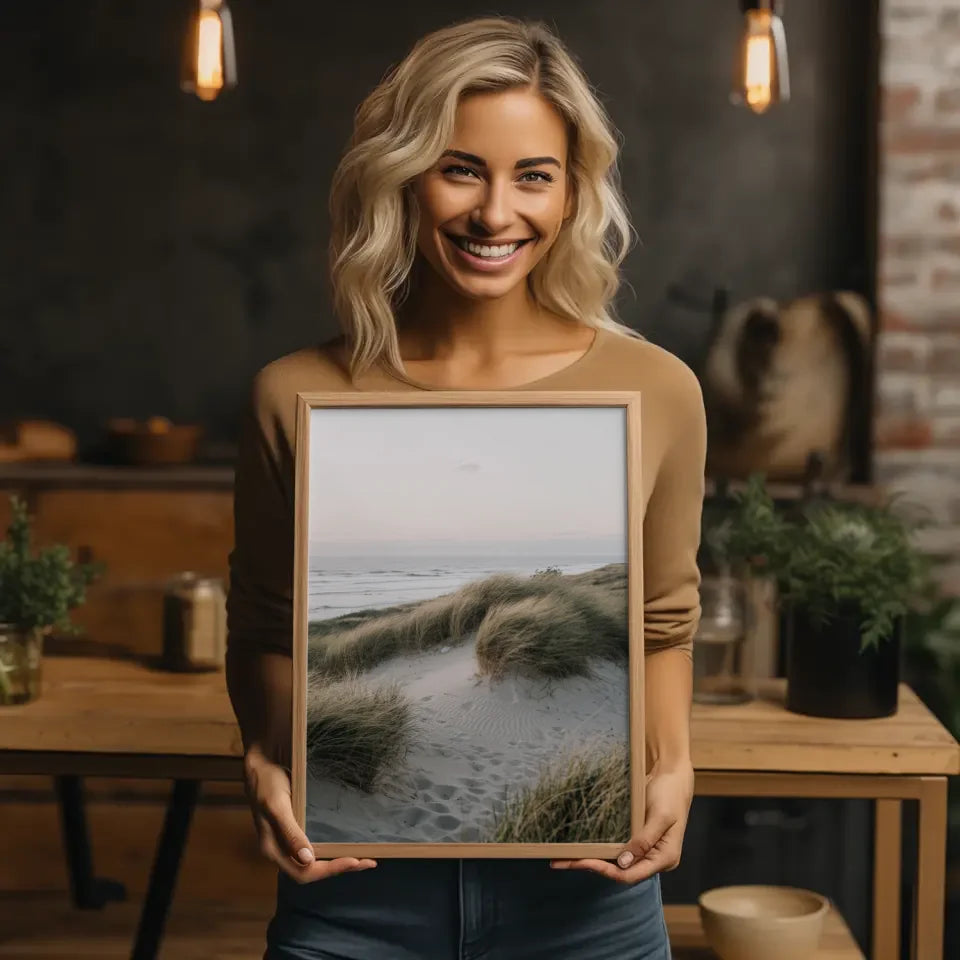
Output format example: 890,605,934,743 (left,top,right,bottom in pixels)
485,743,630,844
565,563,629,592
305,676,412,794
308,564,626,679
474,587,626,681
